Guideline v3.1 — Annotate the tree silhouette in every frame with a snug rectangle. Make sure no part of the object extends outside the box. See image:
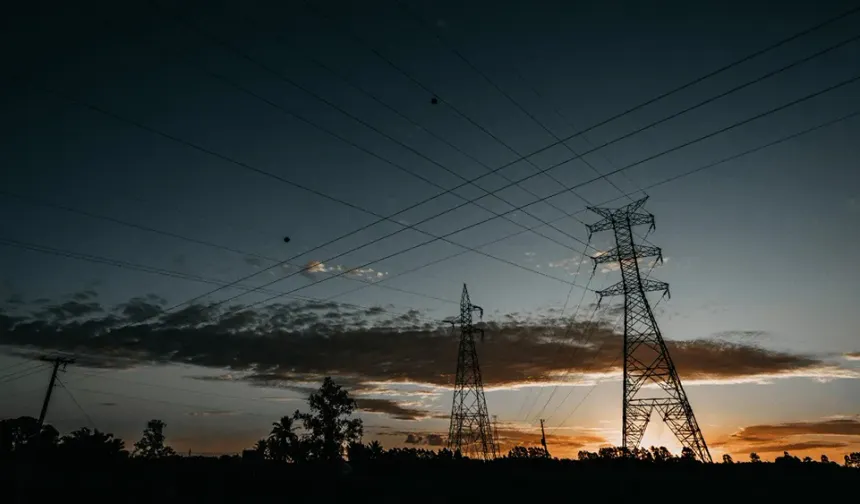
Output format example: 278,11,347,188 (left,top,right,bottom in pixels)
749,452,761,463
507,446,549,459
0,416,59,458
132,419,176,460
367,440,384,460
680,447,698,462
722,454,734,464
845,452,860,468
60,427,126,460
267,414,307,463
294,377,363,462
